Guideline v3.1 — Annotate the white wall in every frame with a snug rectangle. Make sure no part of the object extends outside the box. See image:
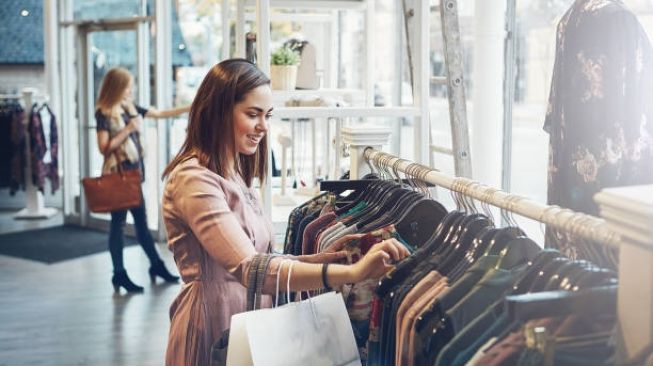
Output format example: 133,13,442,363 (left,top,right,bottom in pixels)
0,65,45,94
